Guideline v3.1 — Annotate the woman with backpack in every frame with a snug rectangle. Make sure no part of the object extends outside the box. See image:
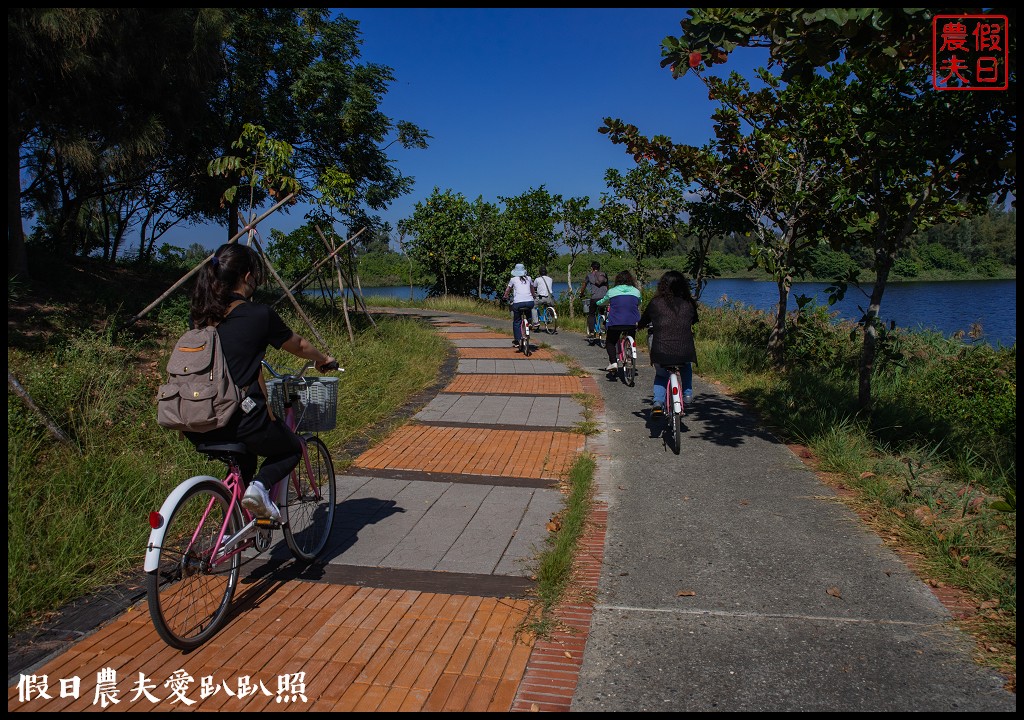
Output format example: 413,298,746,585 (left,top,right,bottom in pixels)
185,243,336,522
